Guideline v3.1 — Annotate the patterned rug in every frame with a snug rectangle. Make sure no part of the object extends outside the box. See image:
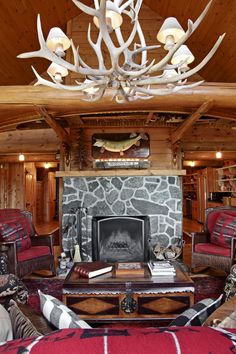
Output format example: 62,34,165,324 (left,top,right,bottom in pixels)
23,273,227,314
